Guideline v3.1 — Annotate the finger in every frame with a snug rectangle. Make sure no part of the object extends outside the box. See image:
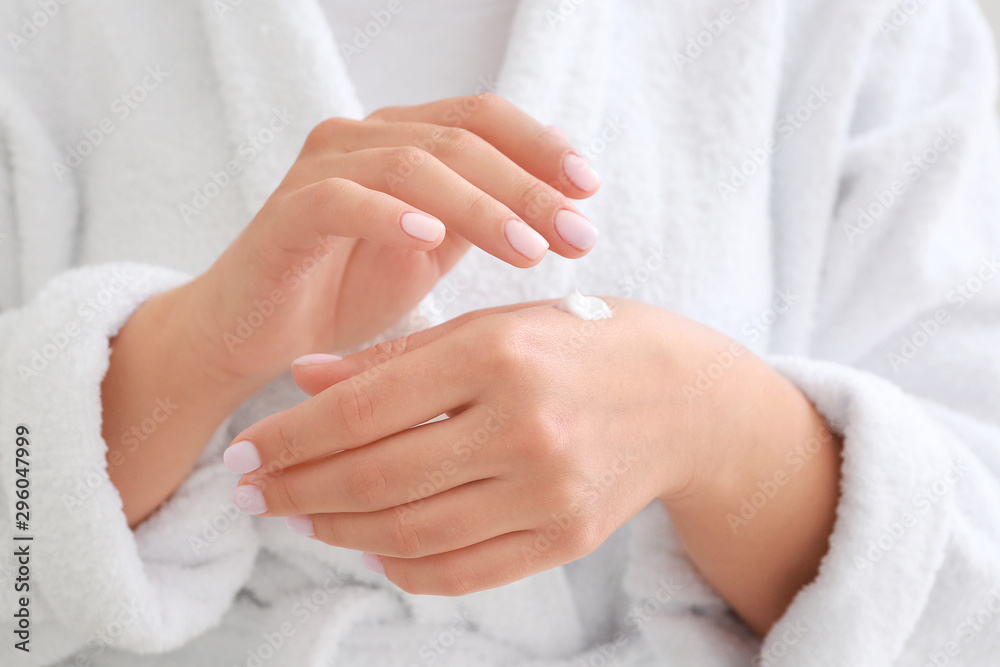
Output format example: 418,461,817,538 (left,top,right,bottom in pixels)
299,479,529,559
334,147,550,267
269,177,446,252
237,408,505,516
289,300,551,397
225,337,479,475
368,94,602,198
334,122,599,255
371,529,567,596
